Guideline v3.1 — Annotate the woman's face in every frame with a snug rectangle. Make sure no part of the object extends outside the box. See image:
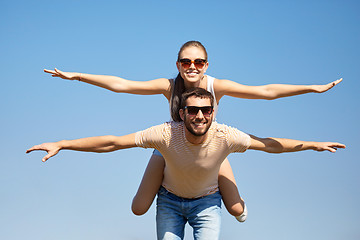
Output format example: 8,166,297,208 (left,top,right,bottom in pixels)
177,46,209,85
